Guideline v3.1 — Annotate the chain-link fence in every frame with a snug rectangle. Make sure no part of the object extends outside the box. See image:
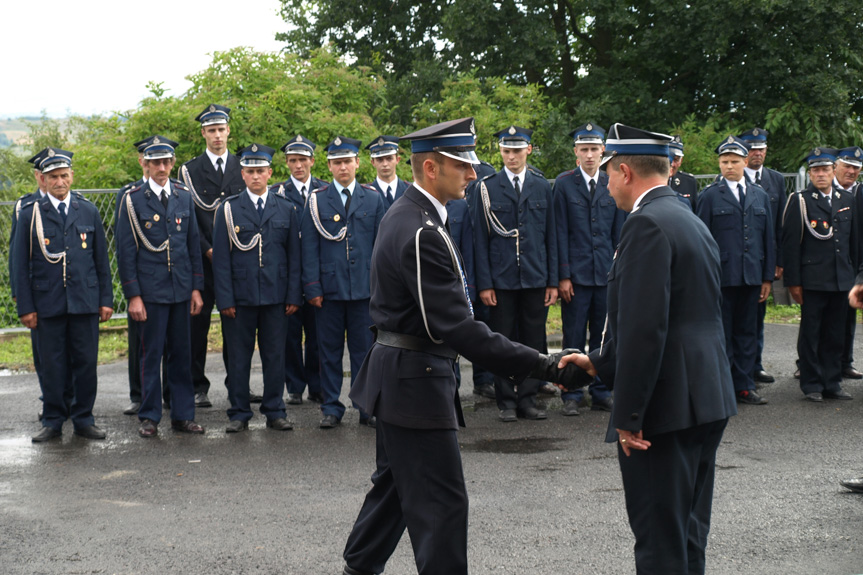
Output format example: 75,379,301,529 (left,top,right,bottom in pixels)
0,174,804,329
